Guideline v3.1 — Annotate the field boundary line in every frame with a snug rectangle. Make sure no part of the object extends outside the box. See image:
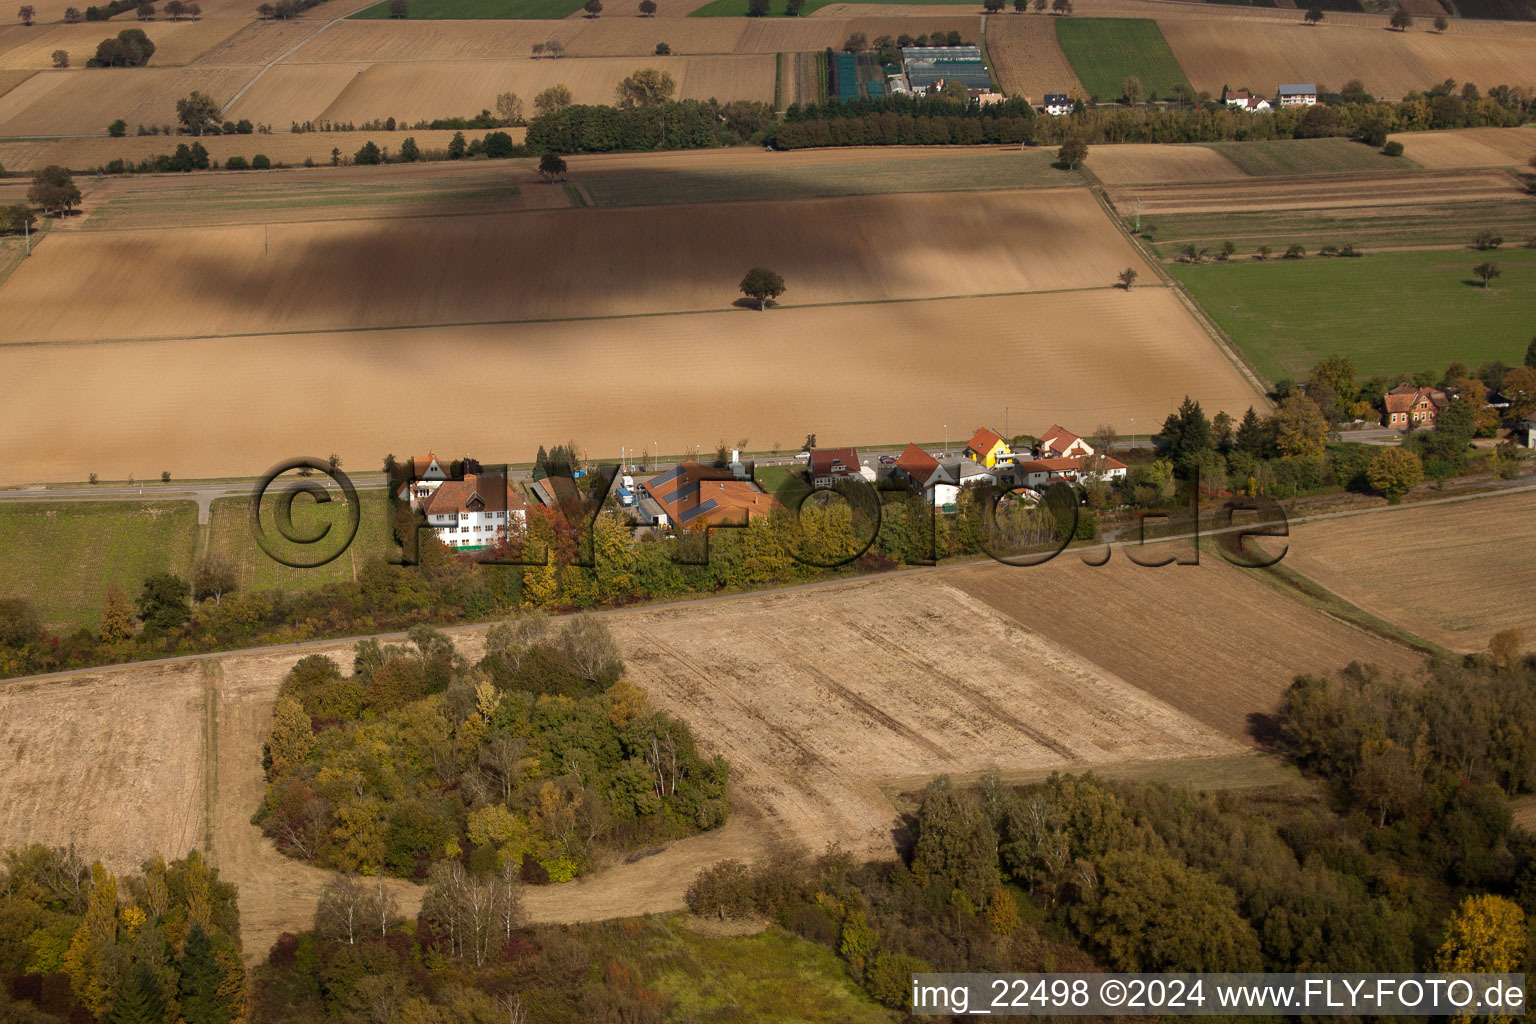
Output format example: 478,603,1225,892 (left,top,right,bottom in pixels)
201,660,221,855
222,9,359,116
0,283,1145,349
